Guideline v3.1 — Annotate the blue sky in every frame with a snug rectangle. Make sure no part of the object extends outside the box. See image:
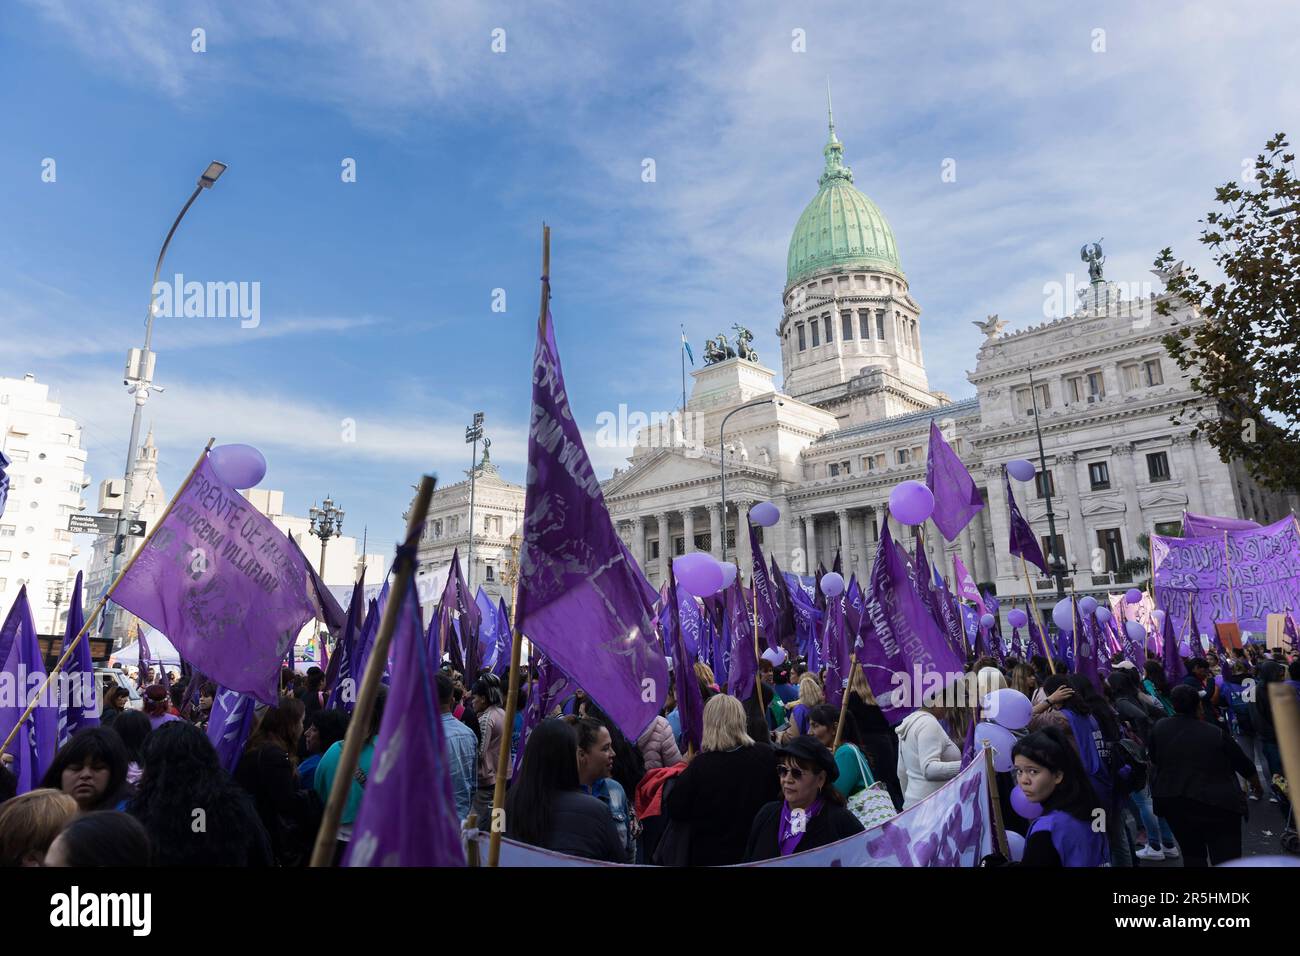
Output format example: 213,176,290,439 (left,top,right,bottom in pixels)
2,0,1298,559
